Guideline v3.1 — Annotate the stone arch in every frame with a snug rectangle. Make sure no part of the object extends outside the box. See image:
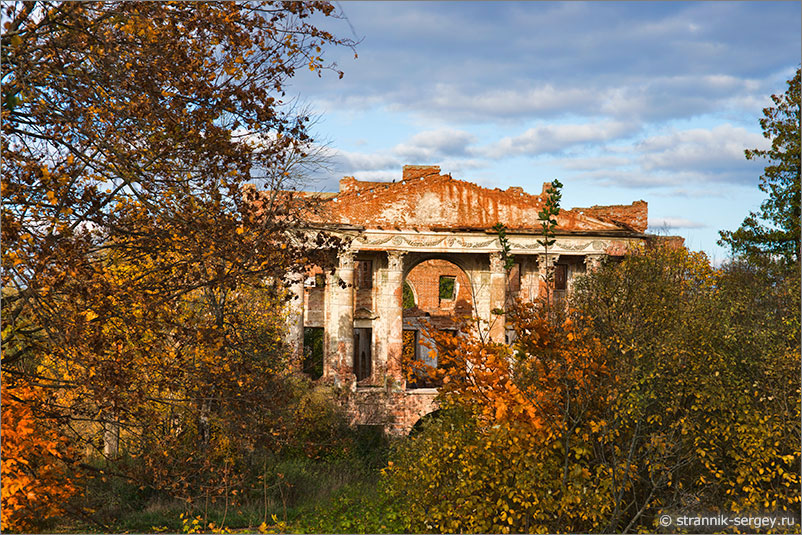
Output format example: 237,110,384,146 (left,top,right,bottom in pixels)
409,409,443,436
402,252,473,283
402,256,473,389
402,254,475,308
403,256,474,321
